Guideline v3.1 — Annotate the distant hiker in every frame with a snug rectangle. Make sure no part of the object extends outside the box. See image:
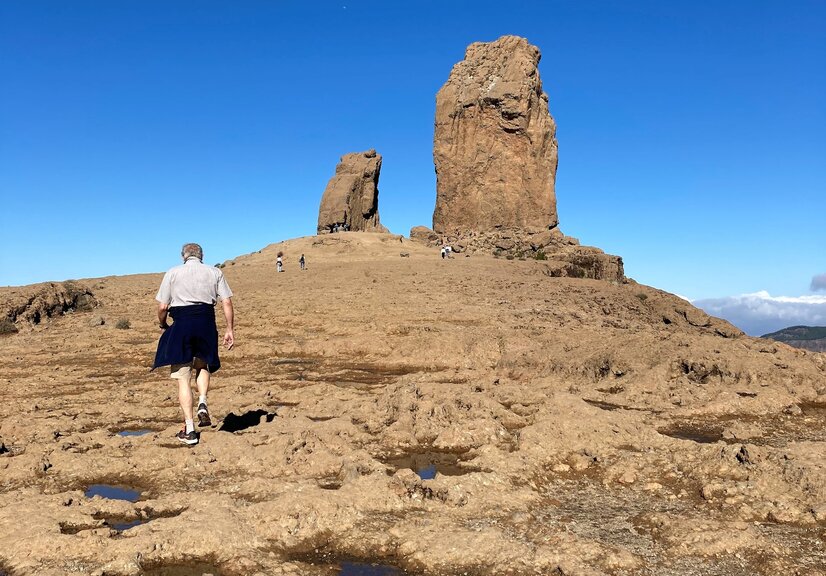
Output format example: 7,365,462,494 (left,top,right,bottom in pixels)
440,246,446,259
153,243,235,446
299,254,305,270
276,252,284,273
445,245,453,258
